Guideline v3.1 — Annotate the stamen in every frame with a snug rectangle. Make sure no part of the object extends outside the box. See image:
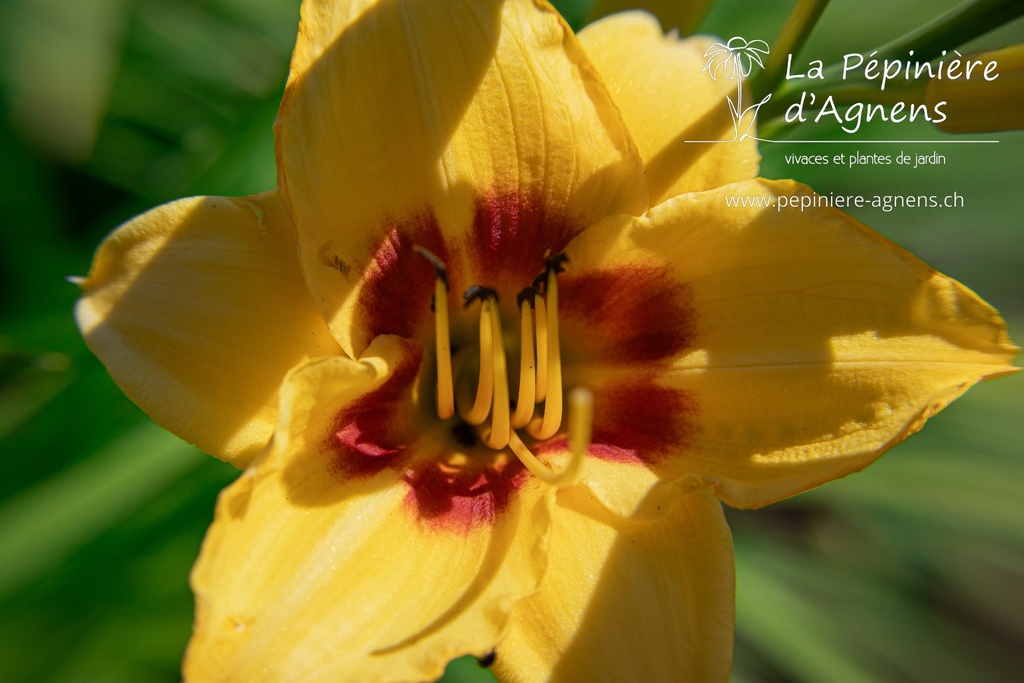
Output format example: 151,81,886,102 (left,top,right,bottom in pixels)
413,246,454,420
529,268,563,440
507,387,592,487
459,297,494,425
534,295,548,402
412,245,449,287
484,300,511,449
545,252,569,276
432,278,454,419
417,249,576,470
511,294,536,429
